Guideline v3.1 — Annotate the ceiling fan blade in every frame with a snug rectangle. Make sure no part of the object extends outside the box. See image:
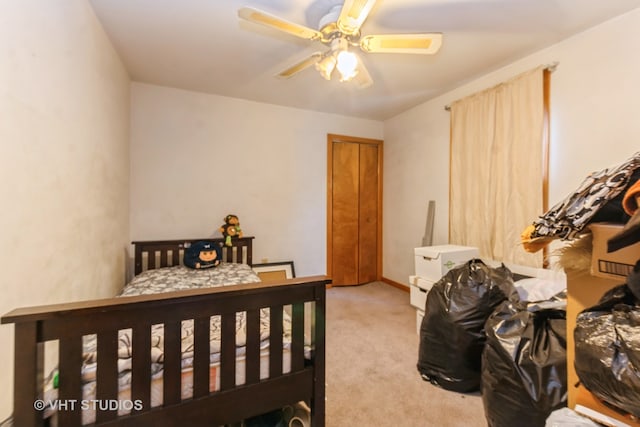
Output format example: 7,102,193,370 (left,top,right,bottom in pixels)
276,52,324,79
238,7,322,41
337,0,377,35
353,59,373,89
360,33,443,54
